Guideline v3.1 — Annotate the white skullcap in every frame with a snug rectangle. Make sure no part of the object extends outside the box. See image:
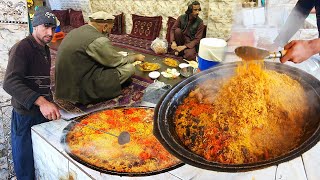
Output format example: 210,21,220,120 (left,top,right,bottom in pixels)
89,11,115,23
